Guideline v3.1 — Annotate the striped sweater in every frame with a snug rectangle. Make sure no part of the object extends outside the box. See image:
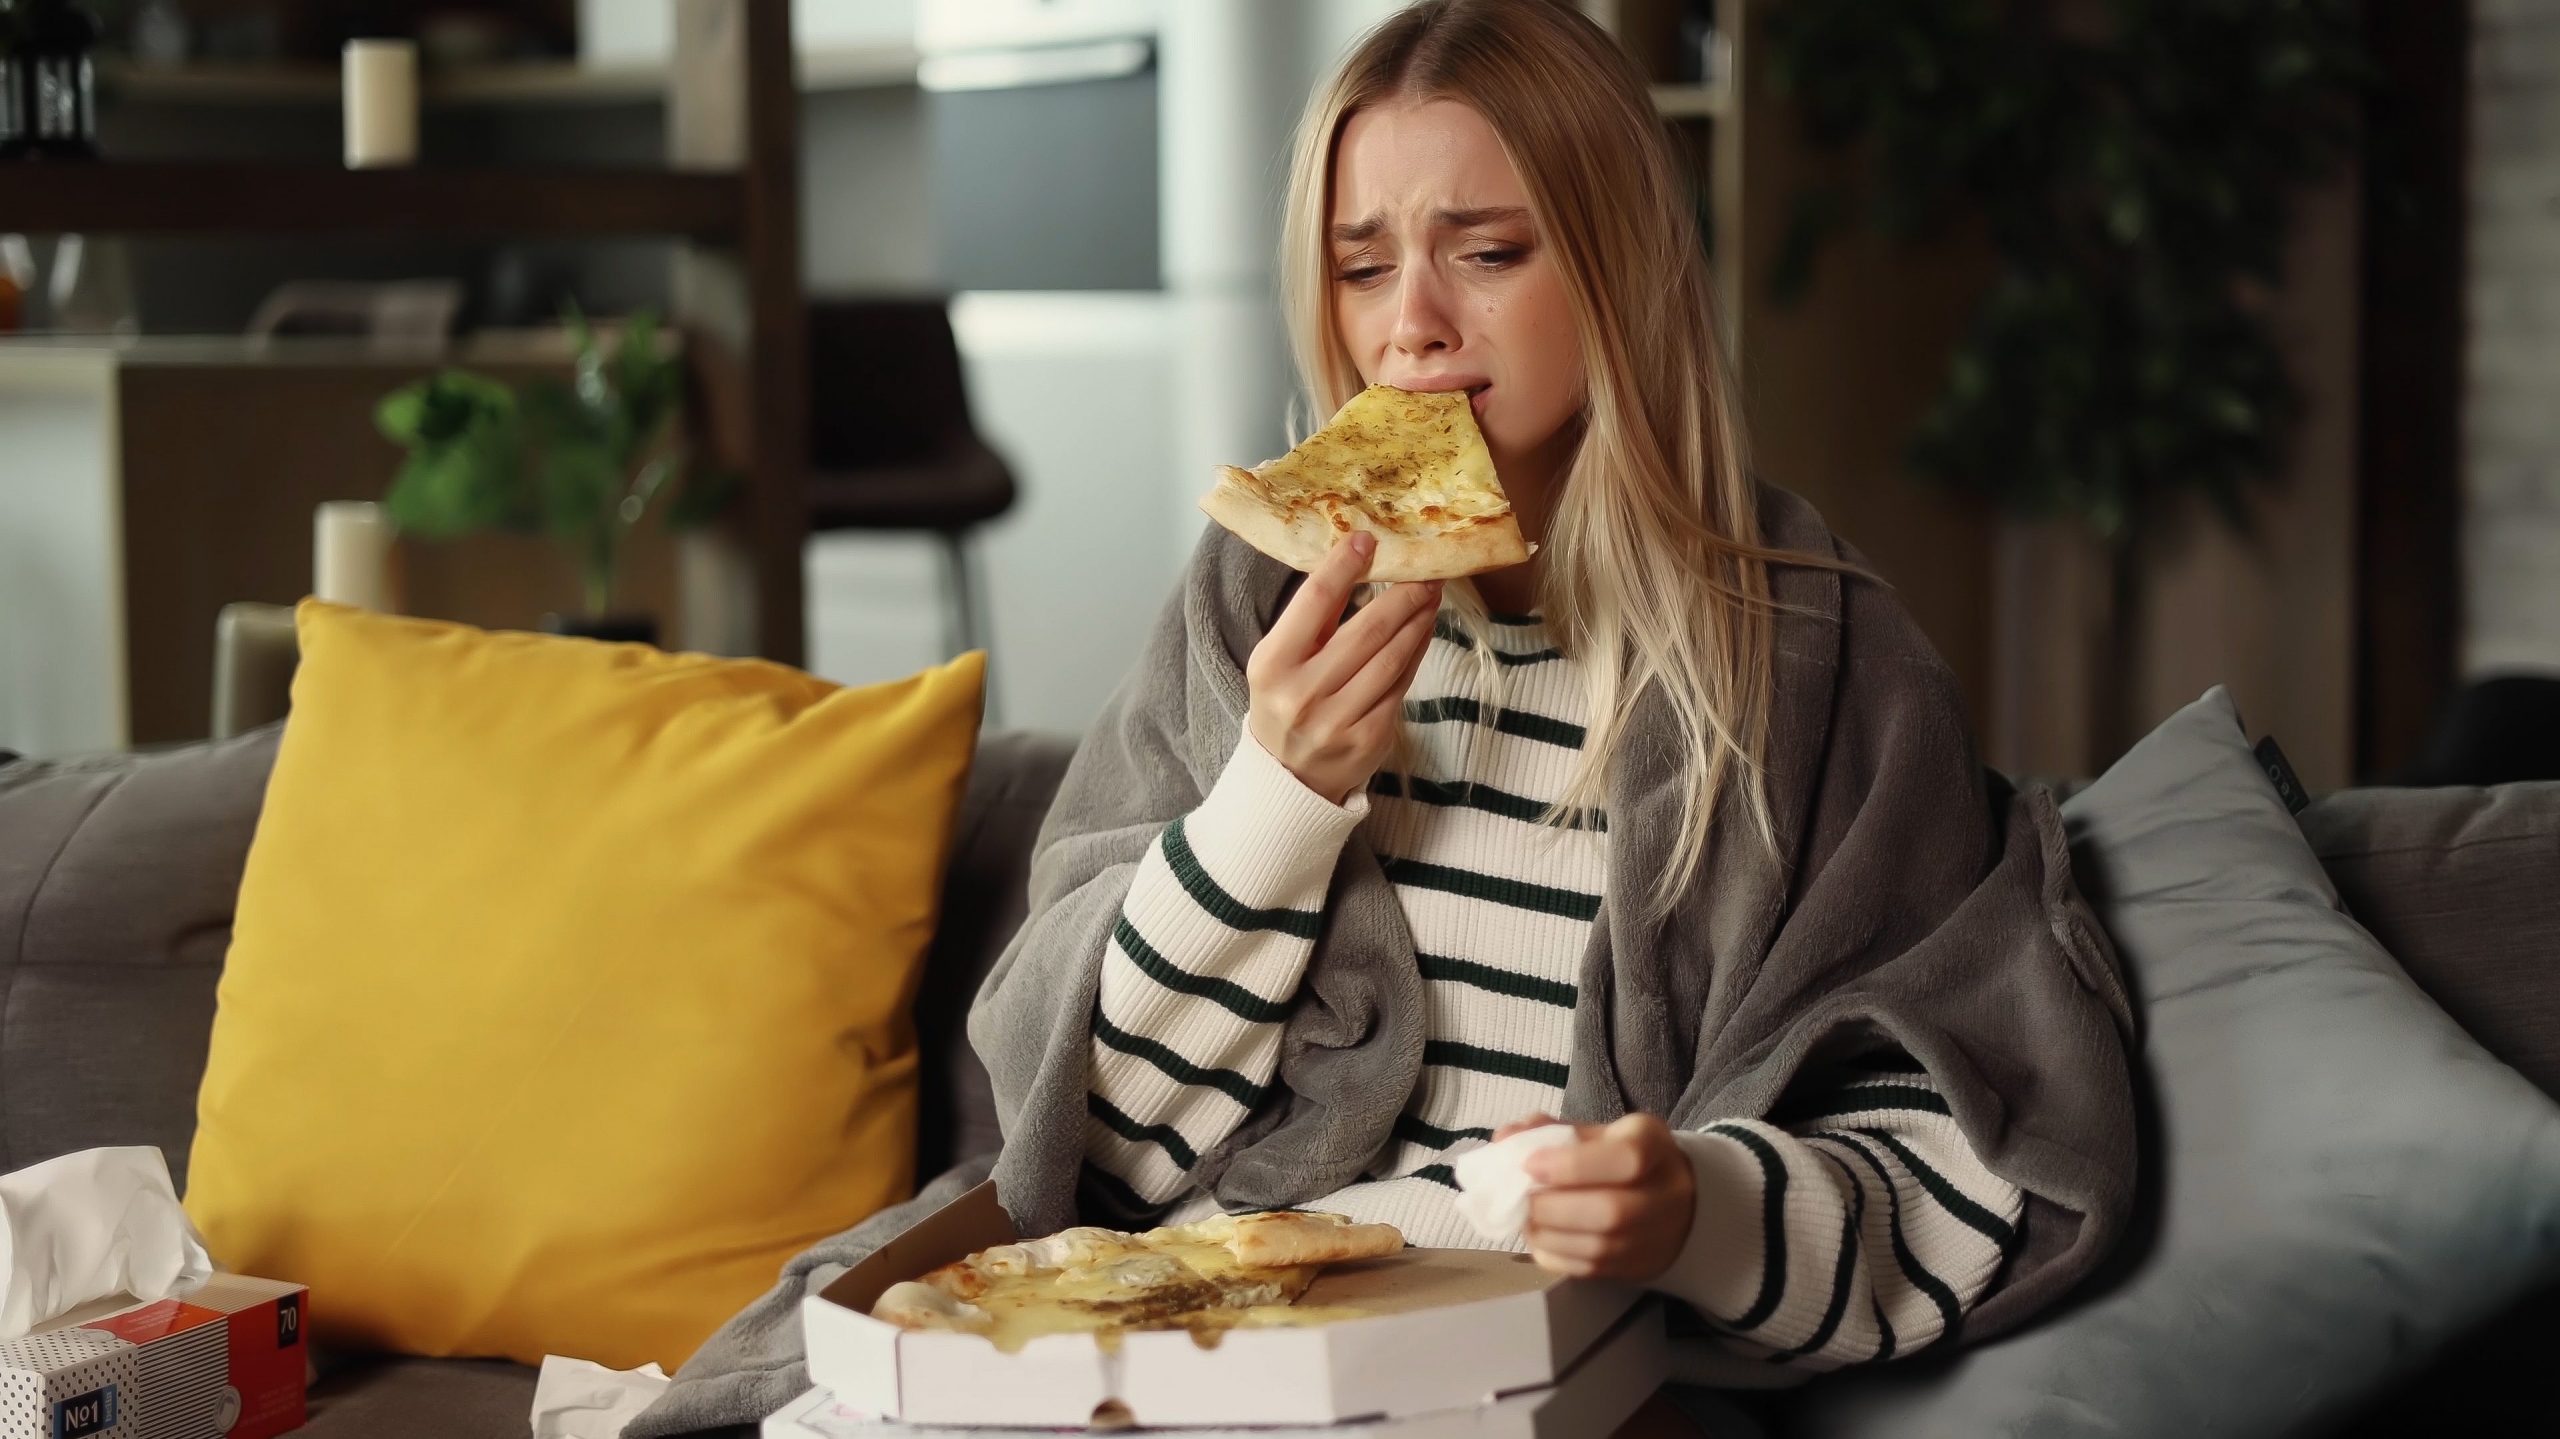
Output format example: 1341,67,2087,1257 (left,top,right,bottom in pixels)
1082,607,2021,1371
